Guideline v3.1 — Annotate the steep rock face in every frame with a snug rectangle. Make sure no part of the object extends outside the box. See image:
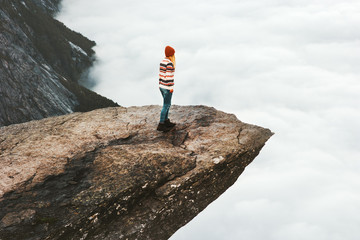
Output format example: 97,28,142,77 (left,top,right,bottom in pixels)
28,0,61,15
0,105,273,240
0,0,118,127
